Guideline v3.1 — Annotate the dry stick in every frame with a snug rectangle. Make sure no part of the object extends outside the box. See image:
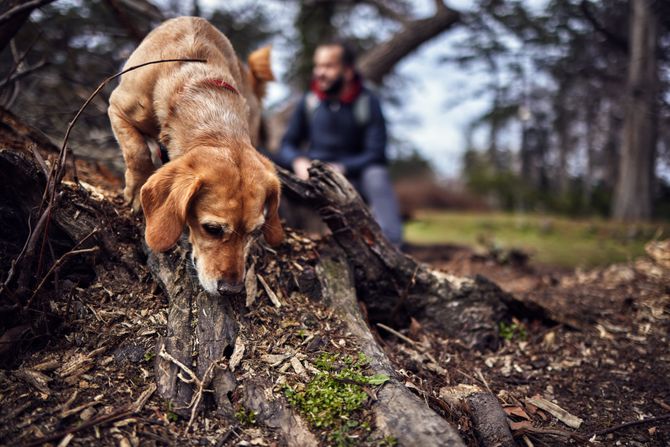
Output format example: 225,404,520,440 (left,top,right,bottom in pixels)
25,228,99,309
187,361,220,431
0,0,57,26
27,247,99,307
0,31,42,97
377,322,418,347
589,414,670,438
3,57,206,302
19,384,156,447
159,346,223,431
